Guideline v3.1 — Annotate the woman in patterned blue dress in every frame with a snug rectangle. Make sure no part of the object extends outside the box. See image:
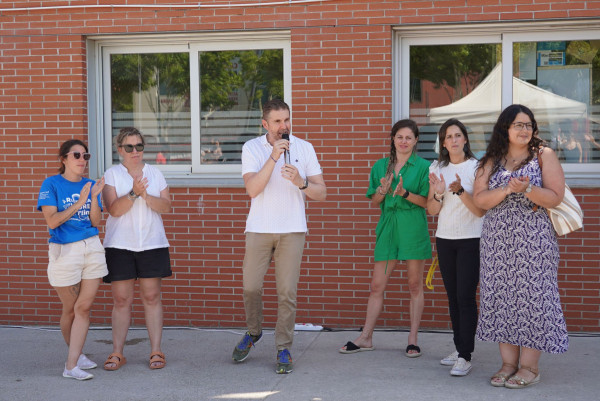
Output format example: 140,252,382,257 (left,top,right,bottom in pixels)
473,104,569,389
